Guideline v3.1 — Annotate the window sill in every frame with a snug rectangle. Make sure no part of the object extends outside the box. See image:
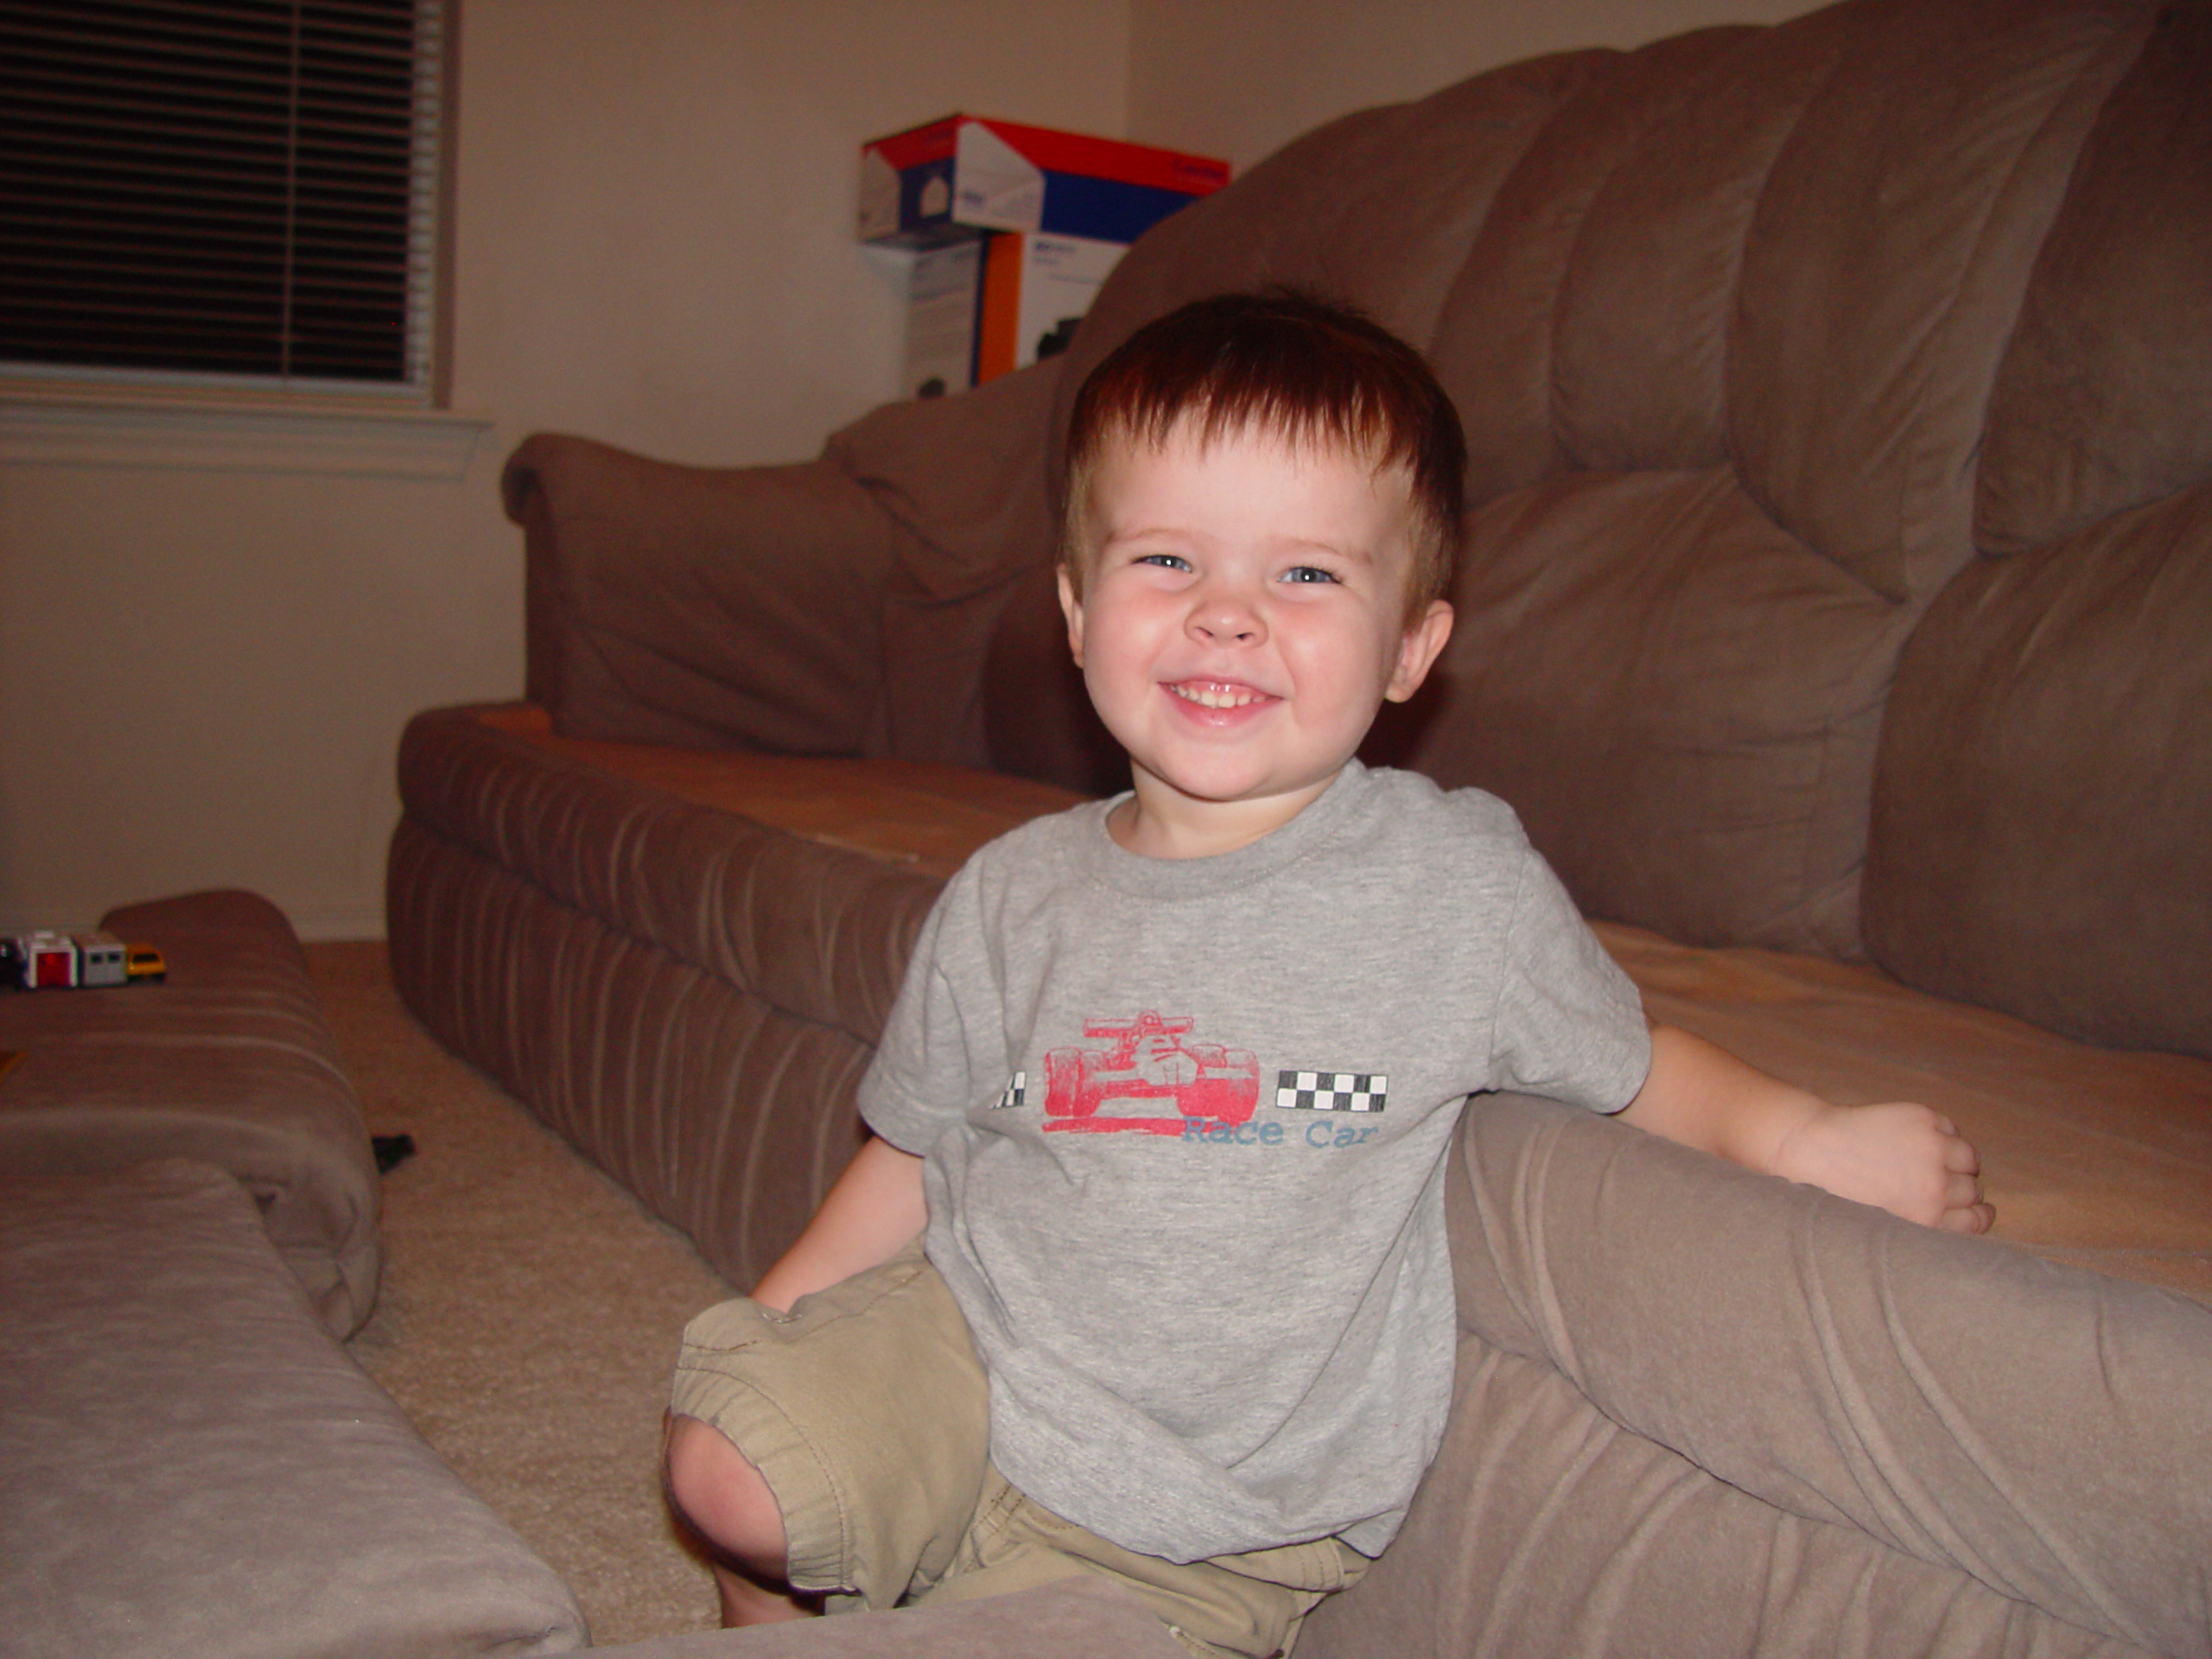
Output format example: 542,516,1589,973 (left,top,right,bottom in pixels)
0,390,493,480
